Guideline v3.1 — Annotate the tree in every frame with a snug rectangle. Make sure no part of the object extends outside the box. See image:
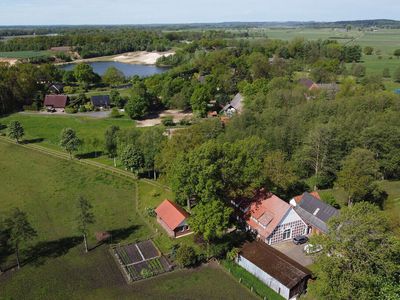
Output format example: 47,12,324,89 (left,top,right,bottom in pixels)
7,121,24,143
393,66,400,83
73,63,98,87
76,196,95,253
104,125,119,166
309,202,400,300
175,245,197,267
59,128,81,159
102,67,125,86
336,148,380,206
138,126,165,179
110,89,124,108
5,208,37,269
189,199,232,242
125,93,149,119
264,151,298,192
394,49,400,59
119,144,144,174
363,46,374,55
190,85,211,117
